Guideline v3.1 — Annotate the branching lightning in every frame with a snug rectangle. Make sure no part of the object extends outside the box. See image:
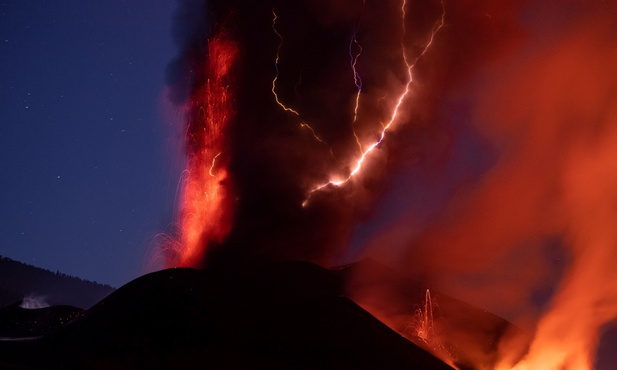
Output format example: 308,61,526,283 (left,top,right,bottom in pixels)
302,0,446,205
